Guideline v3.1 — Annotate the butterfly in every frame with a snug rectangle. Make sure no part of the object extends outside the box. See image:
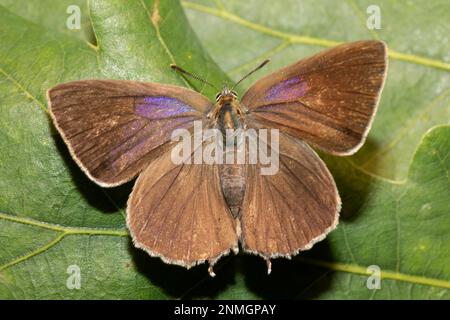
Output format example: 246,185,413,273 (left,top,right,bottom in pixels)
47,40,387,276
